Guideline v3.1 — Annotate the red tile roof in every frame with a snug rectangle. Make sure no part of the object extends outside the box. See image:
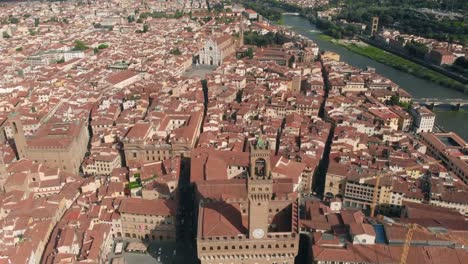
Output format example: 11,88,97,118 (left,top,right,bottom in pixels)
119,197,176,216
200,202,247,237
